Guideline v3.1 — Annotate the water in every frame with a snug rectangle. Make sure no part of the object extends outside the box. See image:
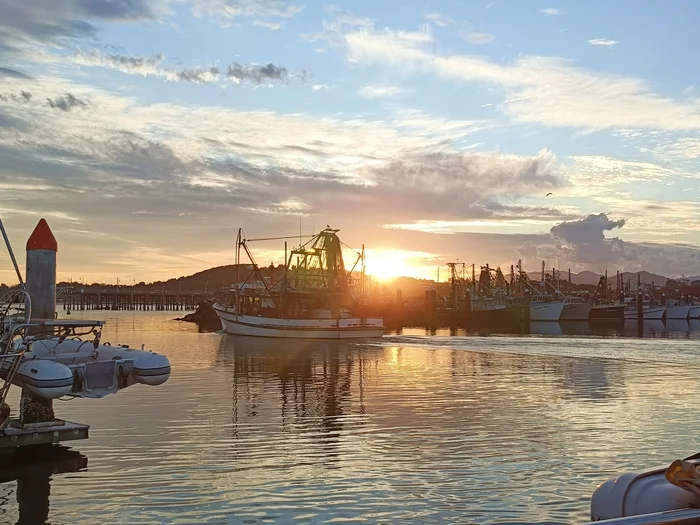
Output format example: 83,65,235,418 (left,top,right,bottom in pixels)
2,312,700,524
